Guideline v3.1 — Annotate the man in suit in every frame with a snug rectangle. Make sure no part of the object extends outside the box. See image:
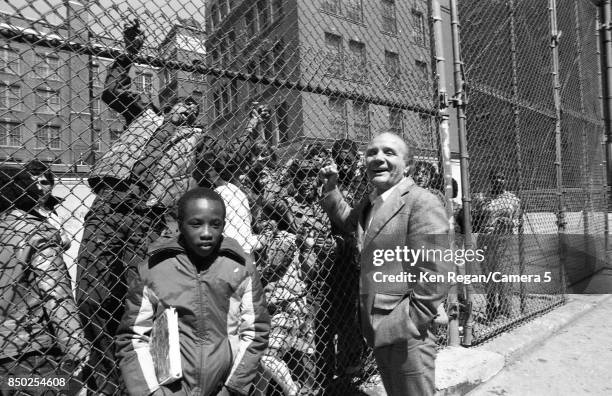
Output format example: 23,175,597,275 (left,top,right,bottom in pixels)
318,132,452,395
